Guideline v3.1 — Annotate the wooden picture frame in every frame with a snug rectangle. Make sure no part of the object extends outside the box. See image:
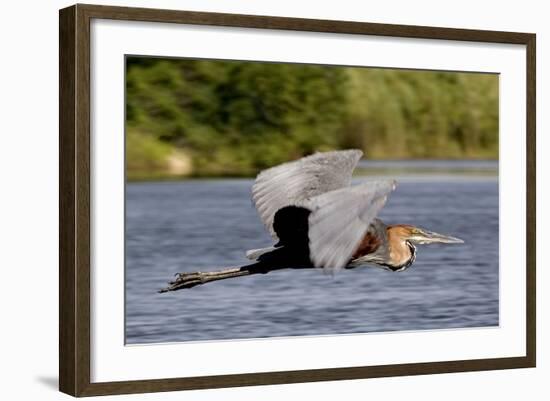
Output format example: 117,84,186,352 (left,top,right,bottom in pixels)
59,3,536,397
